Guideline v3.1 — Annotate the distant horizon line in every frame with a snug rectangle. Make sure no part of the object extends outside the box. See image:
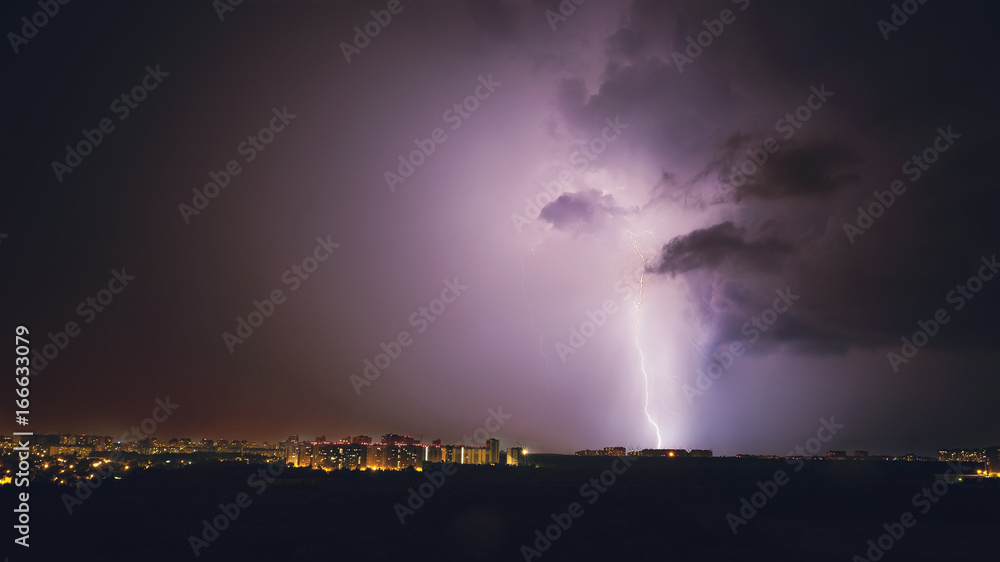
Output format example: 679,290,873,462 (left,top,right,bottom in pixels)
8,431,997,459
